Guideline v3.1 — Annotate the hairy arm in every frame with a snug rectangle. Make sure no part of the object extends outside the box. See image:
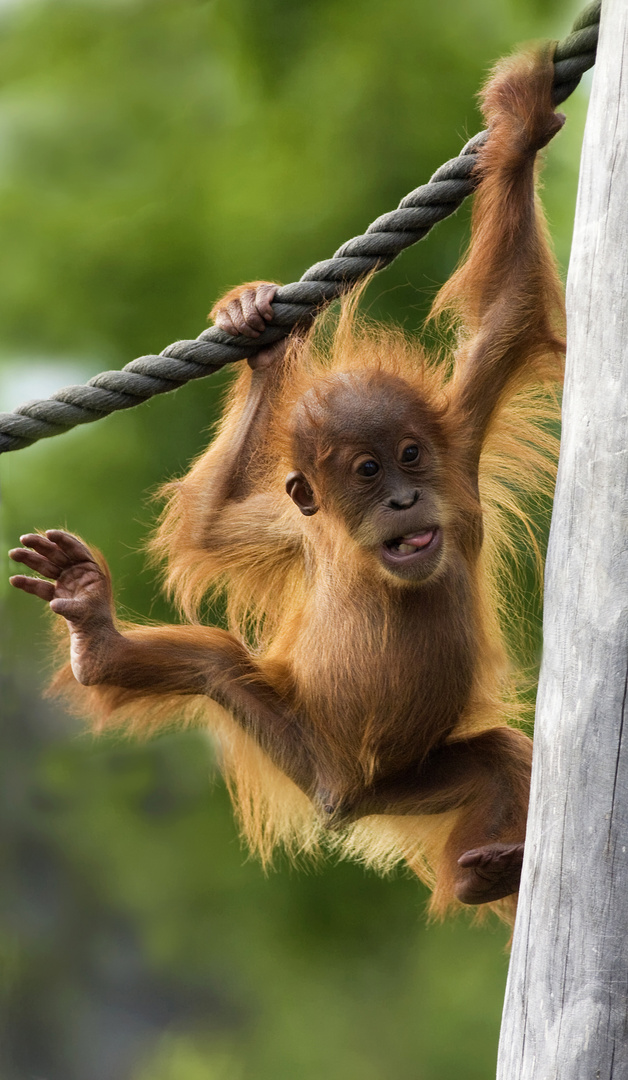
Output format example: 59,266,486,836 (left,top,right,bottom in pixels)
207,281,288,506
9,530,315,792
433,47,565,459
